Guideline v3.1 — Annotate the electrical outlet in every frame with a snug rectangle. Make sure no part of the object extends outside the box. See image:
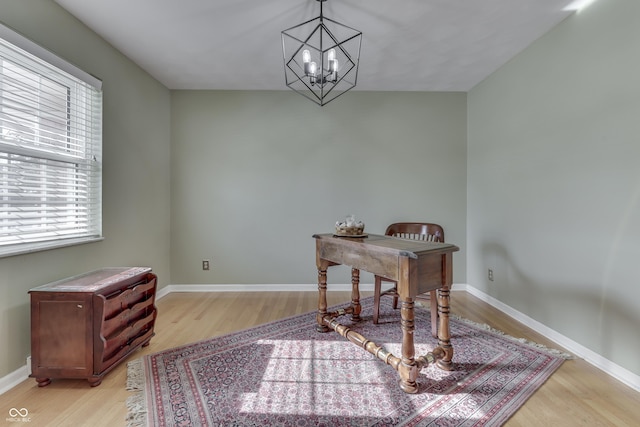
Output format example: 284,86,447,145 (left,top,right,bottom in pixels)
202,260,210,270
488,268,494,281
